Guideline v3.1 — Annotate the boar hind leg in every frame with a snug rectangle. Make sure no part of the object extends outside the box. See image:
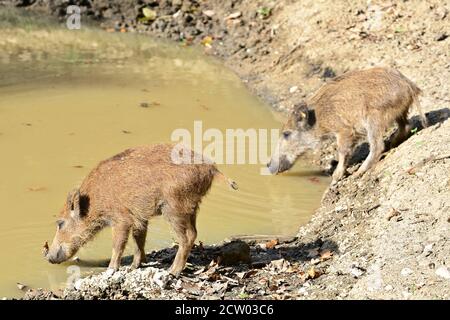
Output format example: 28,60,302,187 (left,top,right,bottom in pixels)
332,131,355,184
131,221,148,269
390,113,409,149
356,121,384,177
109,223,131,271
168,213,197,277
